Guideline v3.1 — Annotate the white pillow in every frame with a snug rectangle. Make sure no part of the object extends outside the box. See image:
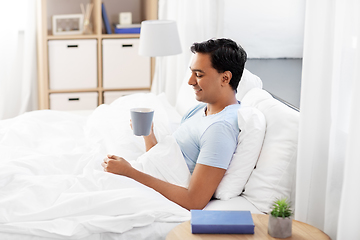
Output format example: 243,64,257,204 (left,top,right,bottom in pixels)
236,69,263,100
241,88,299,213
214,106,266,200
175,68,263,116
